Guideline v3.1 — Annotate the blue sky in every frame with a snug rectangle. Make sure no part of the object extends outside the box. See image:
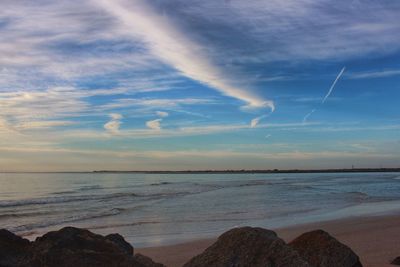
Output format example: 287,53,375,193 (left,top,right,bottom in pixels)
0,0,399,171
